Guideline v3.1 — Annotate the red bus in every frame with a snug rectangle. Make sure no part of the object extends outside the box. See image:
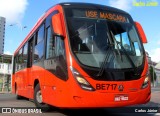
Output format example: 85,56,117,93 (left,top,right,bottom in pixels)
12,3,150,110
